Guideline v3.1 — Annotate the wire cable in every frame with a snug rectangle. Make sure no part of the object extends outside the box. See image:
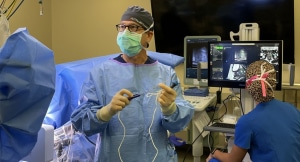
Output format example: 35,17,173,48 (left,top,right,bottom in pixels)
117,90,160,162
117,111,126,162
182,96,219,162
7,0,24,20
182,129,205,162
0,0,6,11
148,92,160,162
5,0,15,17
